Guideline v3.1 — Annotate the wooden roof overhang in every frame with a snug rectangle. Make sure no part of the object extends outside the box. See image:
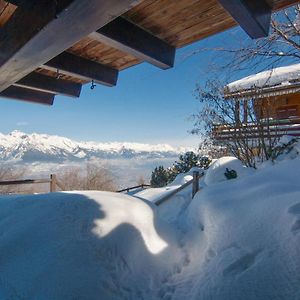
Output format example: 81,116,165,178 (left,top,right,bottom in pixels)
0,0,298,105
